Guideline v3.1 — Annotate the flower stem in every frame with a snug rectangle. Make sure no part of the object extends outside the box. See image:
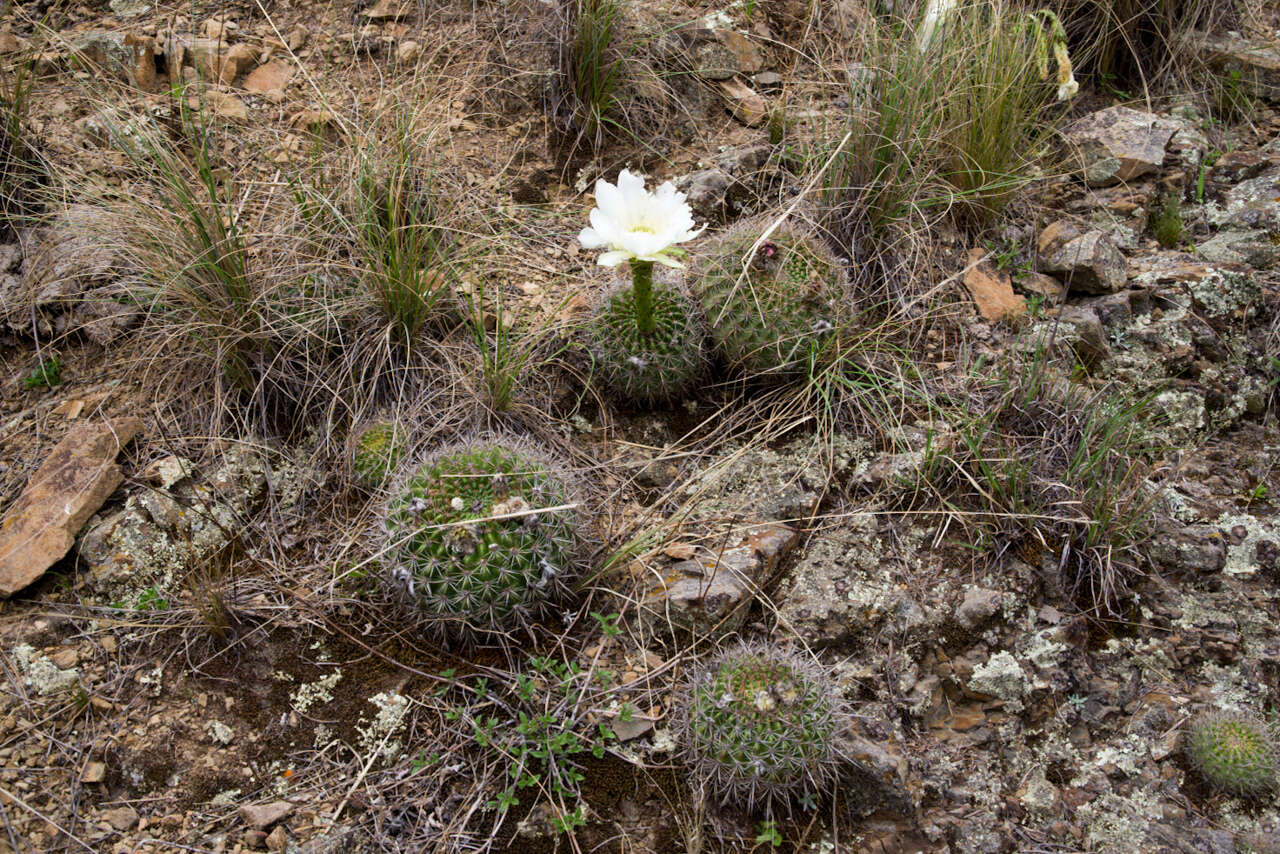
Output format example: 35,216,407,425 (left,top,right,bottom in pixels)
630,259,656,336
